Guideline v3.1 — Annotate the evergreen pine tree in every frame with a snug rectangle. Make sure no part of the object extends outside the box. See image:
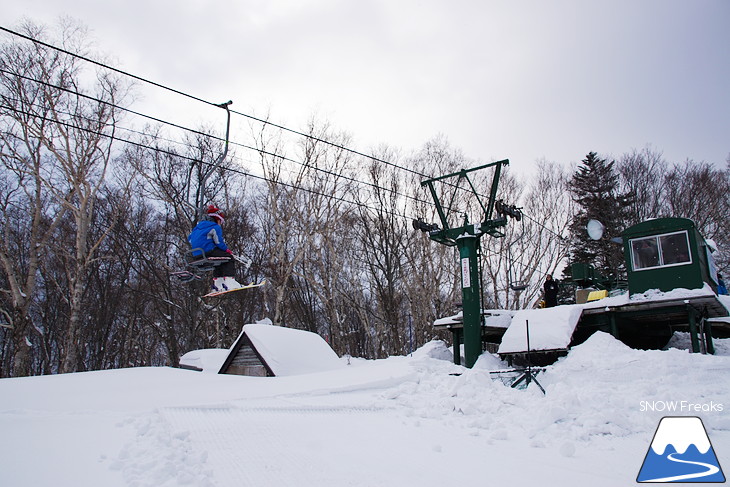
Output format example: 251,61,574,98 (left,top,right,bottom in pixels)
568,152,633,282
